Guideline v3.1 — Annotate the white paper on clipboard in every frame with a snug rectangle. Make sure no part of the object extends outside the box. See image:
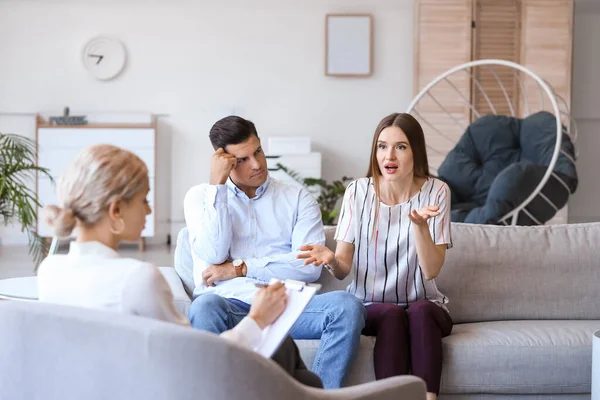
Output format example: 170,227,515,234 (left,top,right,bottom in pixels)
255,278,320,358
